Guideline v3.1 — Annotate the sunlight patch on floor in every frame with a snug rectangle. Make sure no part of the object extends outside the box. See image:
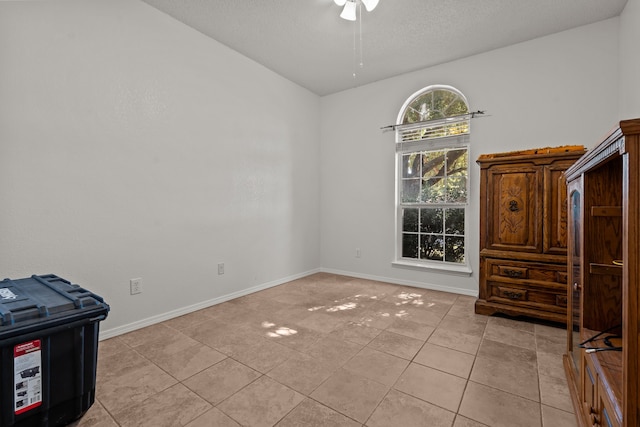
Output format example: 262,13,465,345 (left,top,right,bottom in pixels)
326,302,358,312
392,292,436,308
262,321,298,338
